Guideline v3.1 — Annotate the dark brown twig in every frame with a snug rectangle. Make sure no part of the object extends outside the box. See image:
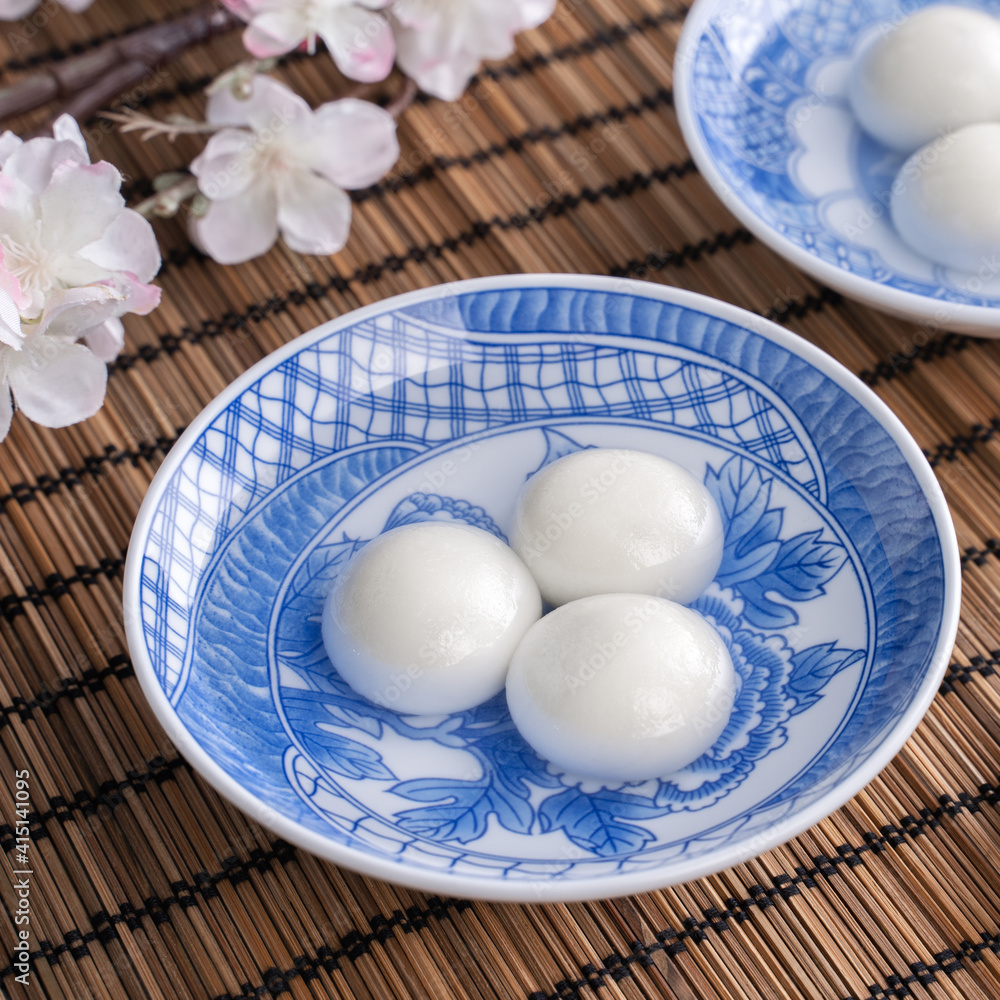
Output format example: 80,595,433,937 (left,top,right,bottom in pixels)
0,3,241,128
